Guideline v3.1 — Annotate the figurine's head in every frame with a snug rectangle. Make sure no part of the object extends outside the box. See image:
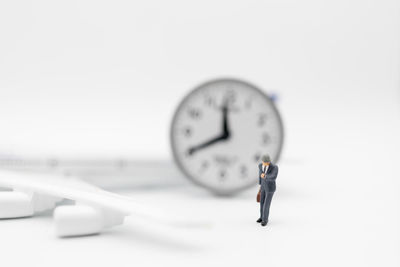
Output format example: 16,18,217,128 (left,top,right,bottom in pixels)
261,154,271,165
